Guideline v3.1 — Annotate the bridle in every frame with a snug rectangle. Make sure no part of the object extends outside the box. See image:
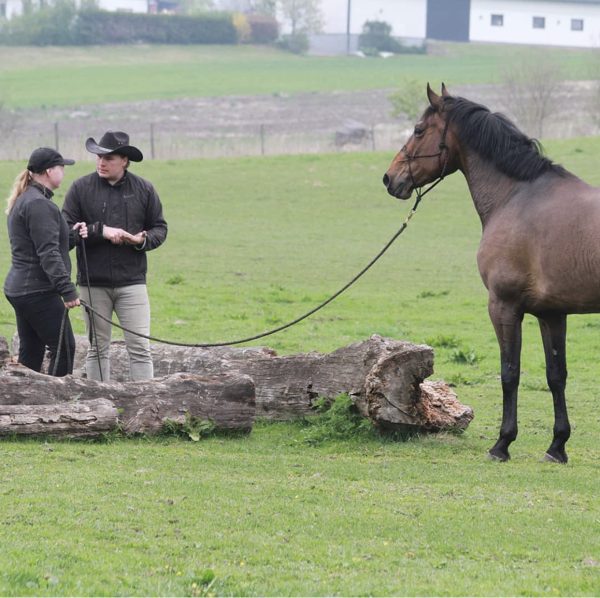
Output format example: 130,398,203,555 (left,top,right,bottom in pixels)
398,114,452,204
